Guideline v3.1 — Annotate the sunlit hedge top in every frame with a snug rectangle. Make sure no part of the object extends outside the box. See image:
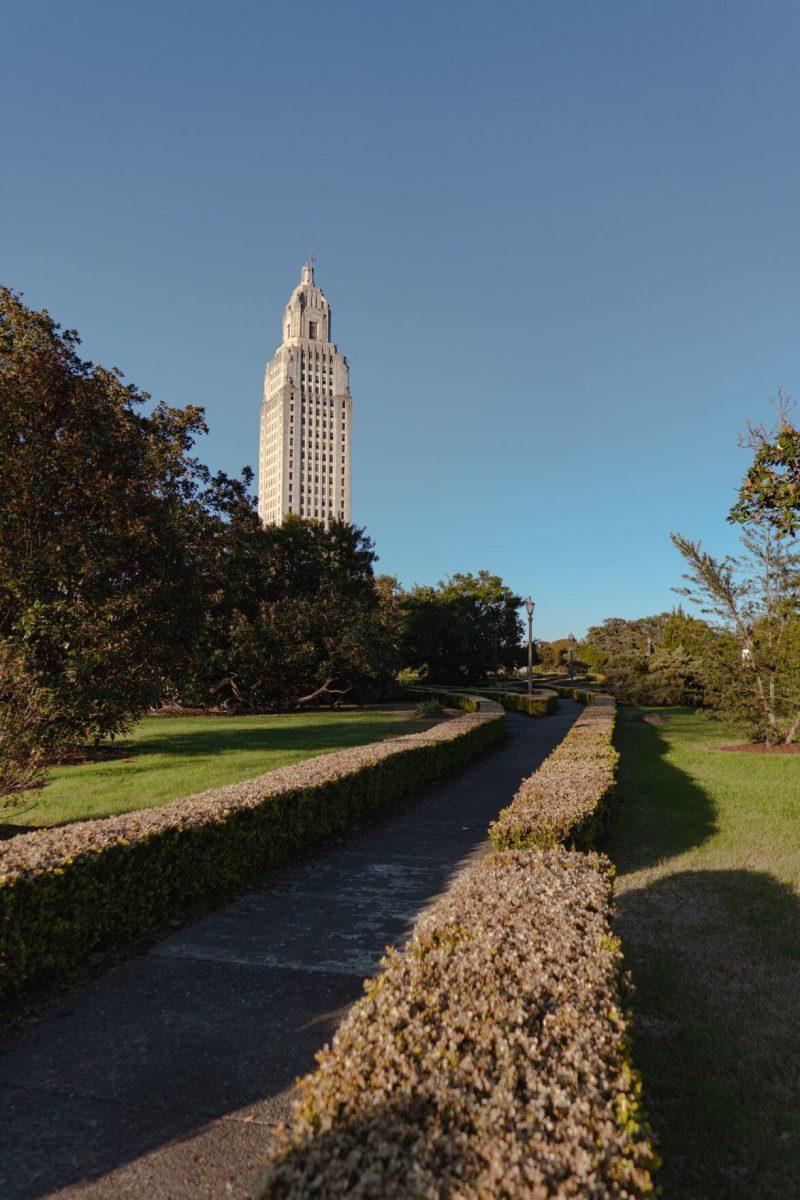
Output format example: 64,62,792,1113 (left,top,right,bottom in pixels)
0,710,502,885
489,694,617,850
257,847,656,1198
